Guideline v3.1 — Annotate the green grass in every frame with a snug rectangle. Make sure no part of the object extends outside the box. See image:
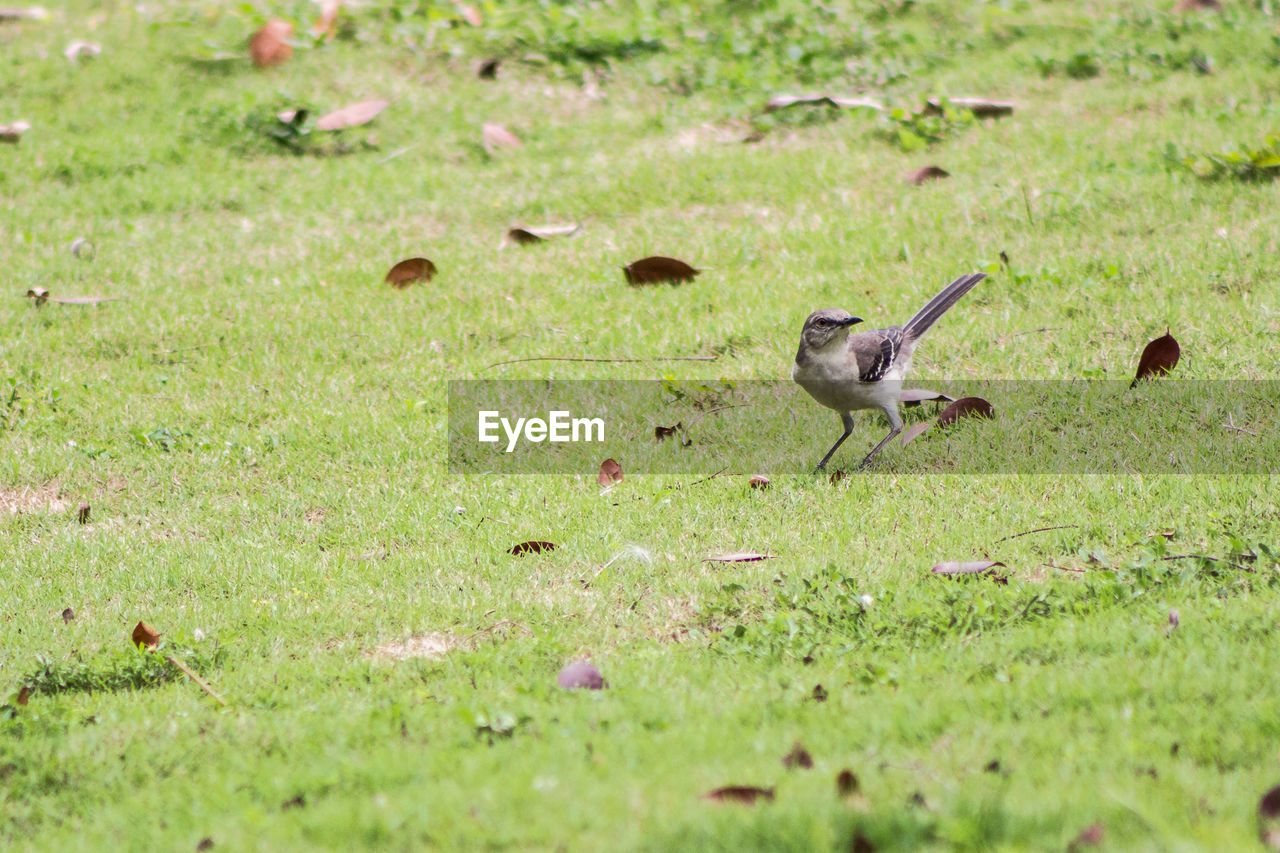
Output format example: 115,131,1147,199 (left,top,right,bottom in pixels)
3,0,1280,849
